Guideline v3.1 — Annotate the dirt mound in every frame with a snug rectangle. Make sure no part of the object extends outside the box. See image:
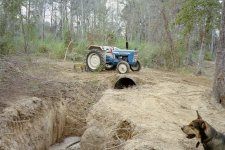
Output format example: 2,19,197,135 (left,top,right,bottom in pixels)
0,56,106,149
80,119,136,150
0,57,34,111
0,97,66,150
81,70,225,150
